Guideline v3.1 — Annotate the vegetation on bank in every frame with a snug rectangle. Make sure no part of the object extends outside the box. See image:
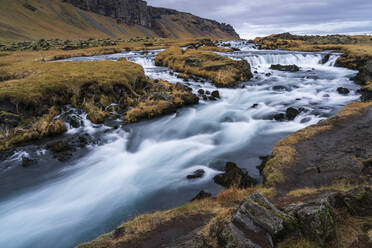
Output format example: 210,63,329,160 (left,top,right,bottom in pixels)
262,101,372,187
0,45,198,151
155,47,253,87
